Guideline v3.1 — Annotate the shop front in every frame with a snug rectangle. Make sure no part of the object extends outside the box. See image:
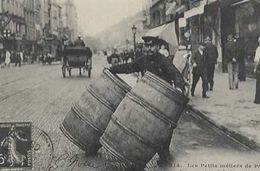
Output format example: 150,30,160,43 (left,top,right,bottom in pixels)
231,0,260,77
183,0,222,68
